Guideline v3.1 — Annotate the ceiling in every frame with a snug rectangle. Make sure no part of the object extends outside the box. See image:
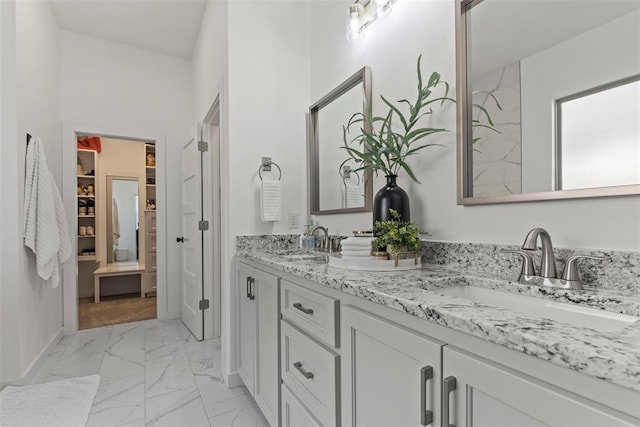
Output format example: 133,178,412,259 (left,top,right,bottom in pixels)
49,0,207,60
